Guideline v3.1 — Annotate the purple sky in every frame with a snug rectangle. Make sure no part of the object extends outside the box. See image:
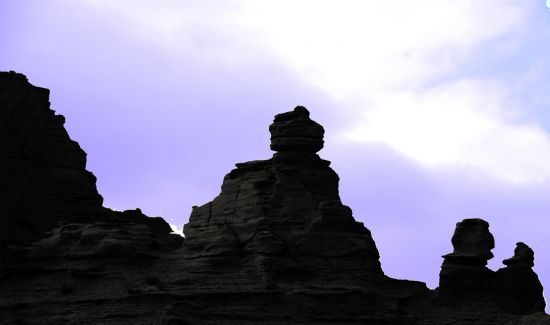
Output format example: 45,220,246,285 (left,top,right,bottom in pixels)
2,0,550,302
